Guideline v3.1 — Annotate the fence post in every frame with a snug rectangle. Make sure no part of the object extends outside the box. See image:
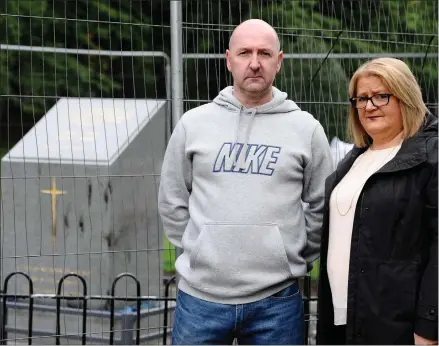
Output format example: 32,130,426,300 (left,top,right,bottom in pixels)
170,0,183,131
170,0,184,261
